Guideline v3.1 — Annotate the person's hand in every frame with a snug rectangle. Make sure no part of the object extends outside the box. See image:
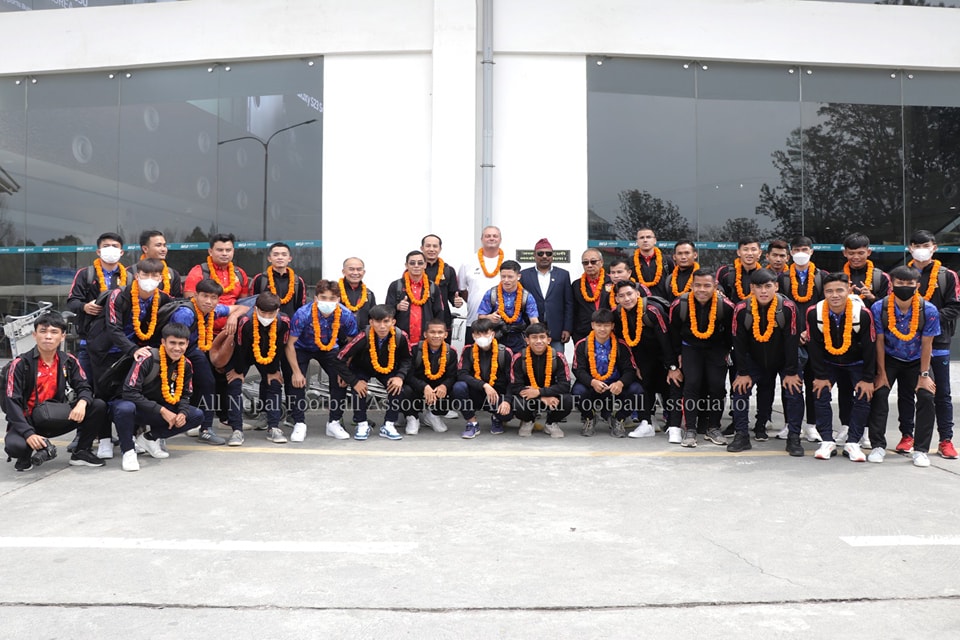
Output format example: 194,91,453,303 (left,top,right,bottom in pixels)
608,380,624,395
453,292,464,308
855,380,875,401
519,387,540,400
337,376,348,388
424,386,437,405
541,396,560,410
397,296,410,312
354,379,368,398
134,346,152,361
159,406,177,428
667,369,683,386
800,330,810,345
224,314,239,336
266,371,283,385
174,412,187,427
291,370,306,389
497,400,511,415
68,398,87,422
732,375,753,394
387,376,404,395
873,372,889,391
434,385,448,399
916,375,936,395
561,331,570,344
83,301,102,316
225,370,244,384
782,374,803,394
26,434,47,450
483,383,499,406
590,379,608,393
812,378,832,398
